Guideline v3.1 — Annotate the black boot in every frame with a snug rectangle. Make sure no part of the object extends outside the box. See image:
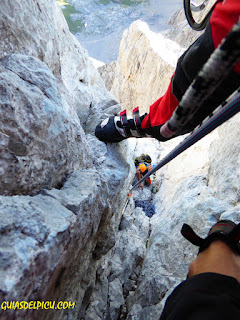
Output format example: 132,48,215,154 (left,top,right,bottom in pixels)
95,107,168,142
95,107,150,142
